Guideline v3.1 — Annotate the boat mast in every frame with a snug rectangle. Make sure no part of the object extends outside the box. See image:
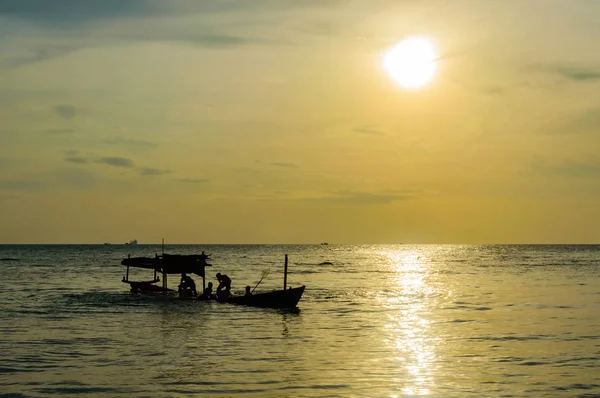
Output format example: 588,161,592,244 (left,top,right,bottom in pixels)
283,254,288,290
